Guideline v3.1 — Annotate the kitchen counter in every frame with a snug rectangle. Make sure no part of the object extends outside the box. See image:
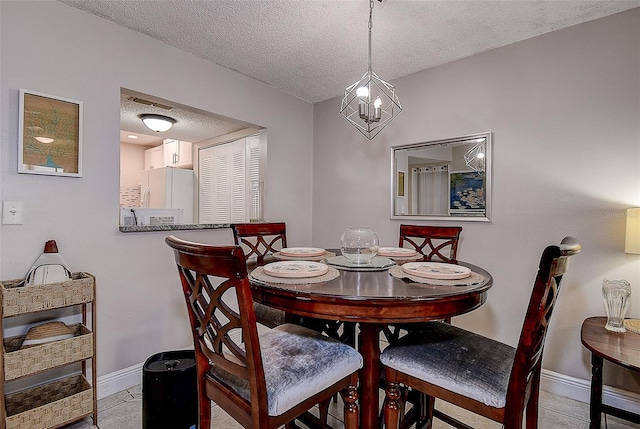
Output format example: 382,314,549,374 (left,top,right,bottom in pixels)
119,223,229,233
